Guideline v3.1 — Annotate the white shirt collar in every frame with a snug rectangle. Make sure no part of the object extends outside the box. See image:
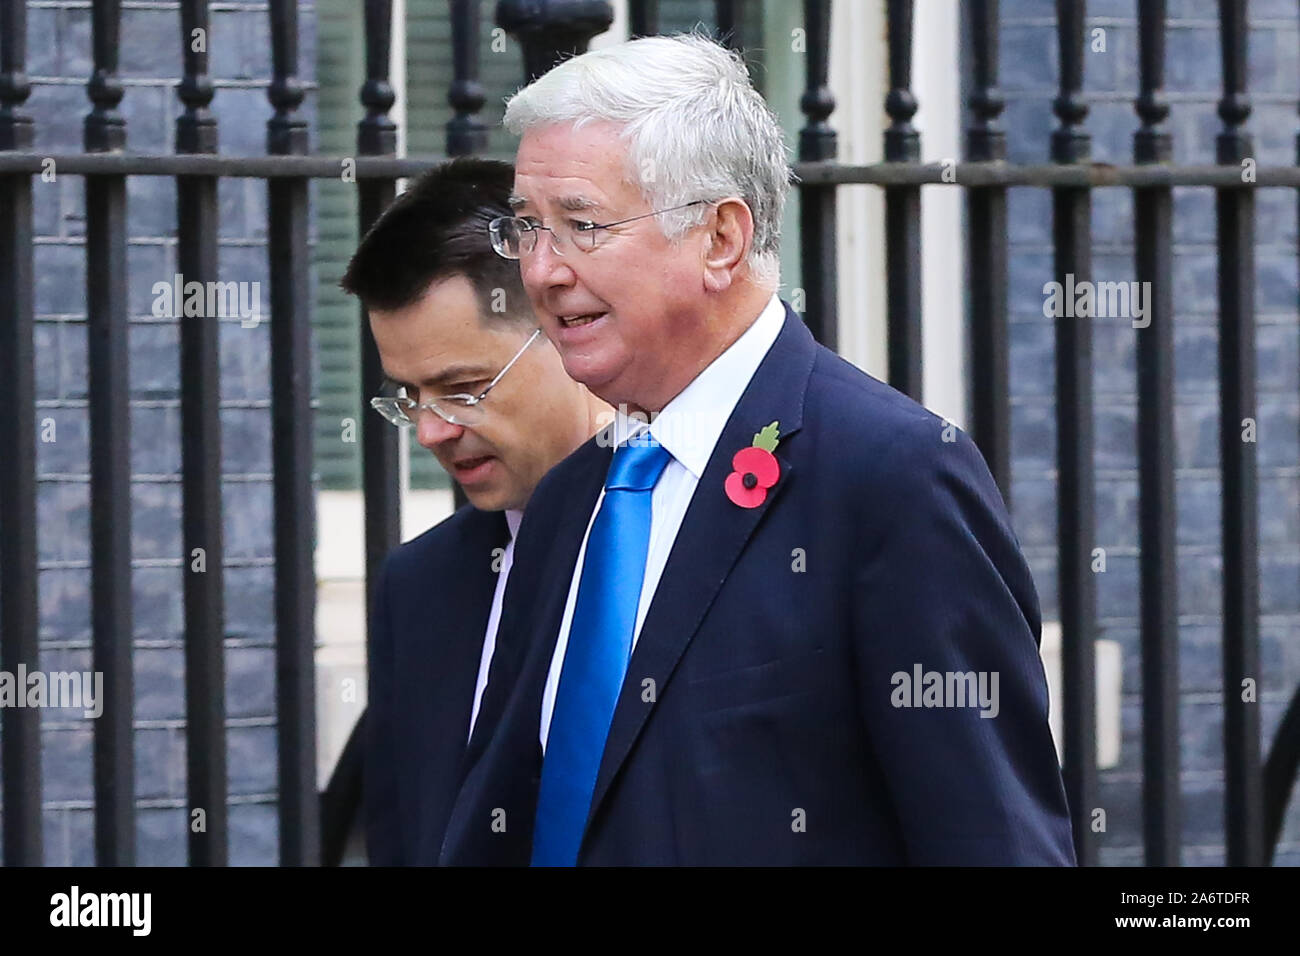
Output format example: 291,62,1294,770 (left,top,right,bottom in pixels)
609,293,786,479
505,508,523,538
